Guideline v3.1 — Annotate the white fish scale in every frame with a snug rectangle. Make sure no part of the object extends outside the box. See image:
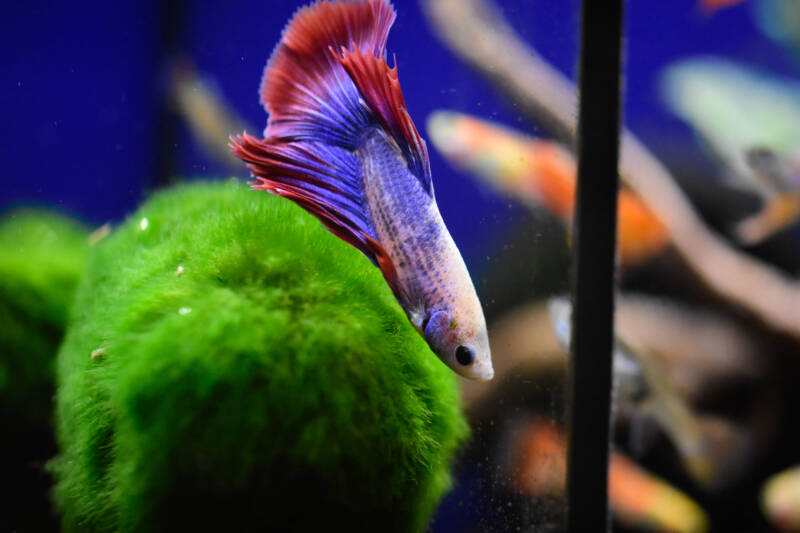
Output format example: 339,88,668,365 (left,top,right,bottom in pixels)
358,129,475,329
